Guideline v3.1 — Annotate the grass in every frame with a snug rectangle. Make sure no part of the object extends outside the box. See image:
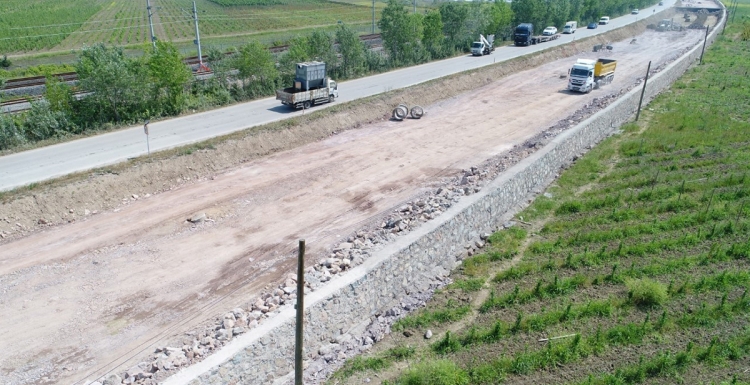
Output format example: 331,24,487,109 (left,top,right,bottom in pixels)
328,4,750,384
0,0,379,57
